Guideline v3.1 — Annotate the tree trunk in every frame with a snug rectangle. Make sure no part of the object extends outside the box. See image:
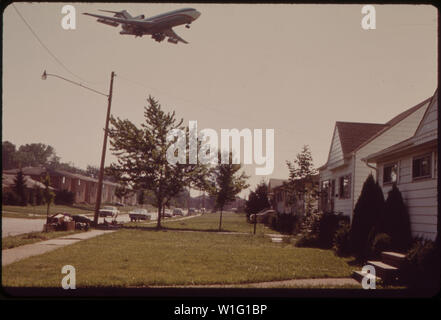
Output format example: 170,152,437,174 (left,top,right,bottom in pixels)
219,208,223,231
156,200,162,230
